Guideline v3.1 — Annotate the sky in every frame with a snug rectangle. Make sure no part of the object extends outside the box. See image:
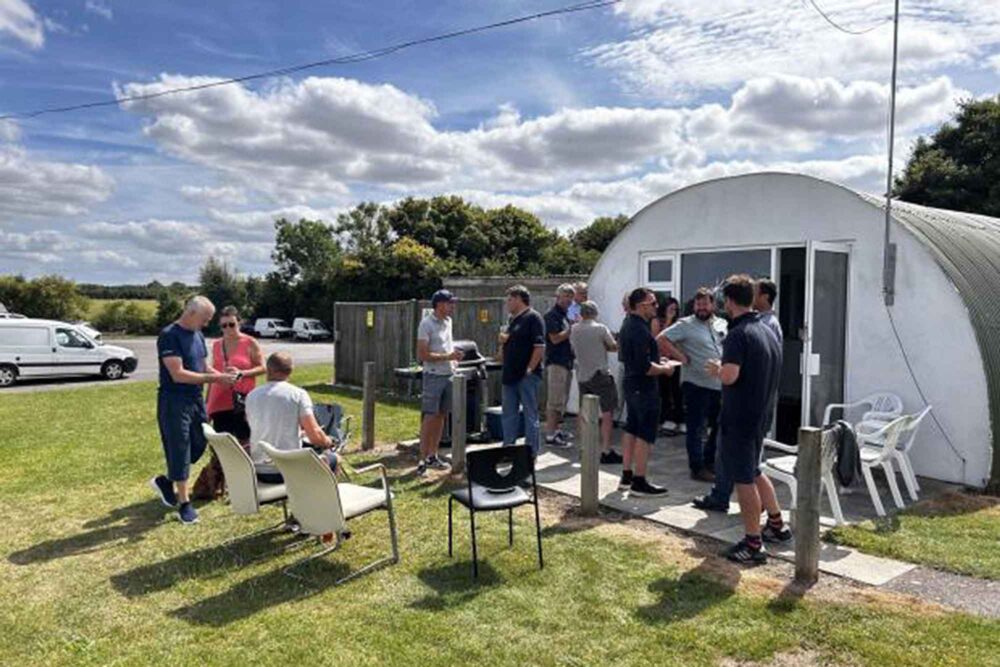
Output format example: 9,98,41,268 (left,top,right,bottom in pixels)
1,0,998,284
